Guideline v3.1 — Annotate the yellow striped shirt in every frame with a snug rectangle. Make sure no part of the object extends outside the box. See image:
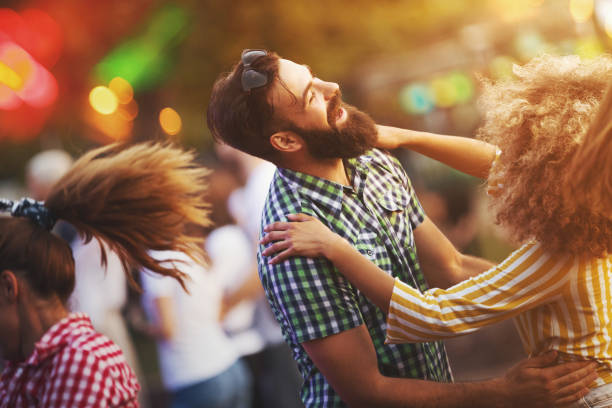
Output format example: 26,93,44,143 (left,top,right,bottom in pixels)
386,241,612,386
